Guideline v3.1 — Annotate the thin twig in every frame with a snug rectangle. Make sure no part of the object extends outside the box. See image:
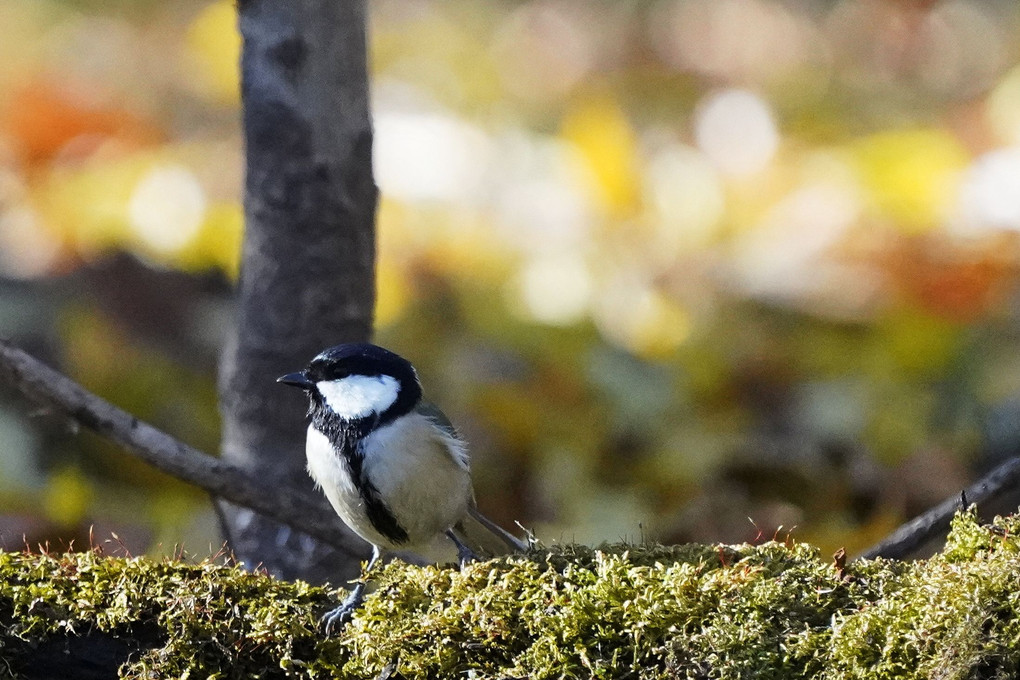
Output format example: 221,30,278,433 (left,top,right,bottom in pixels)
860,454,1020,560
0,339,363,557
